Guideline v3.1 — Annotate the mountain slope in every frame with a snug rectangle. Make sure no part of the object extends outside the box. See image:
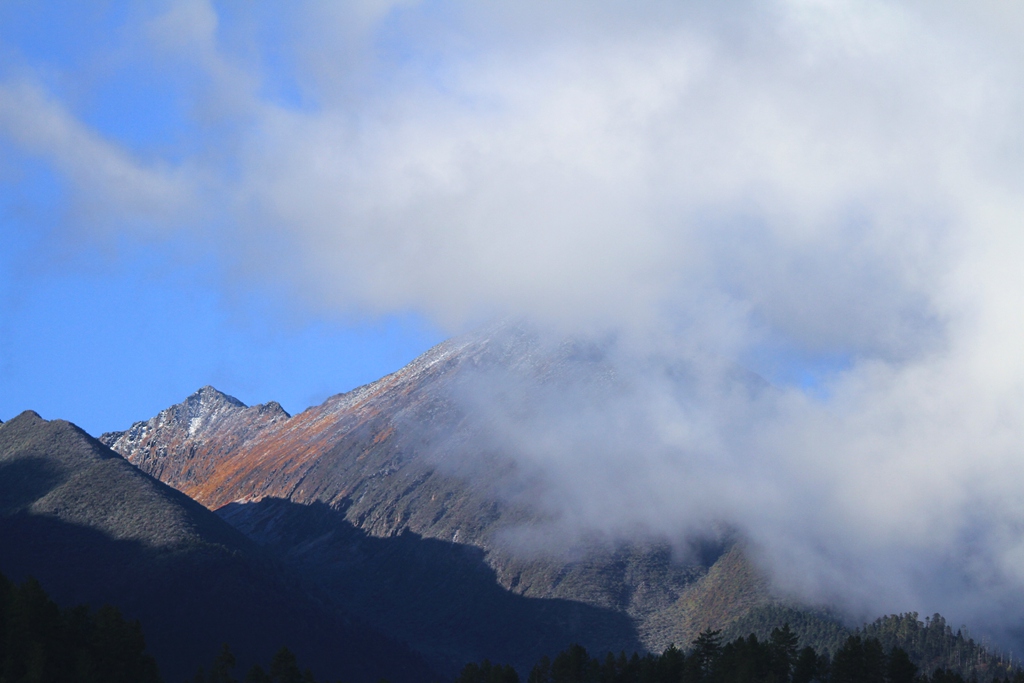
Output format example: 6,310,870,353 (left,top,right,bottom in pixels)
102,326,825,668
218,496,642,672
0,411,433,683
